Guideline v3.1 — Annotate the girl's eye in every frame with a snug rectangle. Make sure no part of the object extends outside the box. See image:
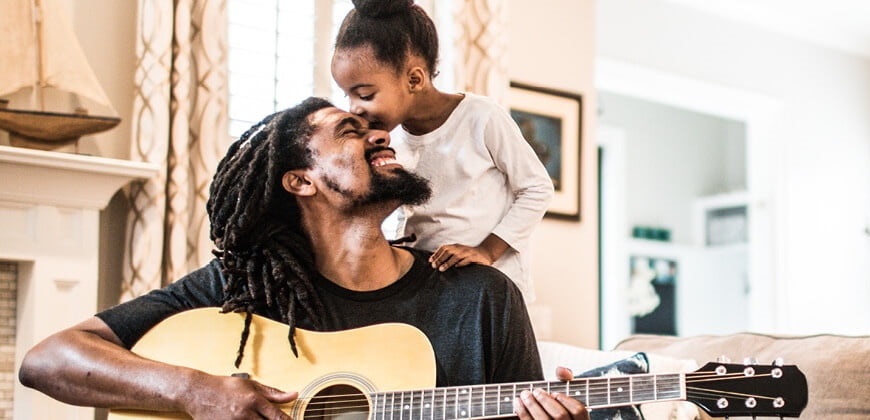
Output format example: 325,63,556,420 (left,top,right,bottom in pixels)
359,94,373,101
